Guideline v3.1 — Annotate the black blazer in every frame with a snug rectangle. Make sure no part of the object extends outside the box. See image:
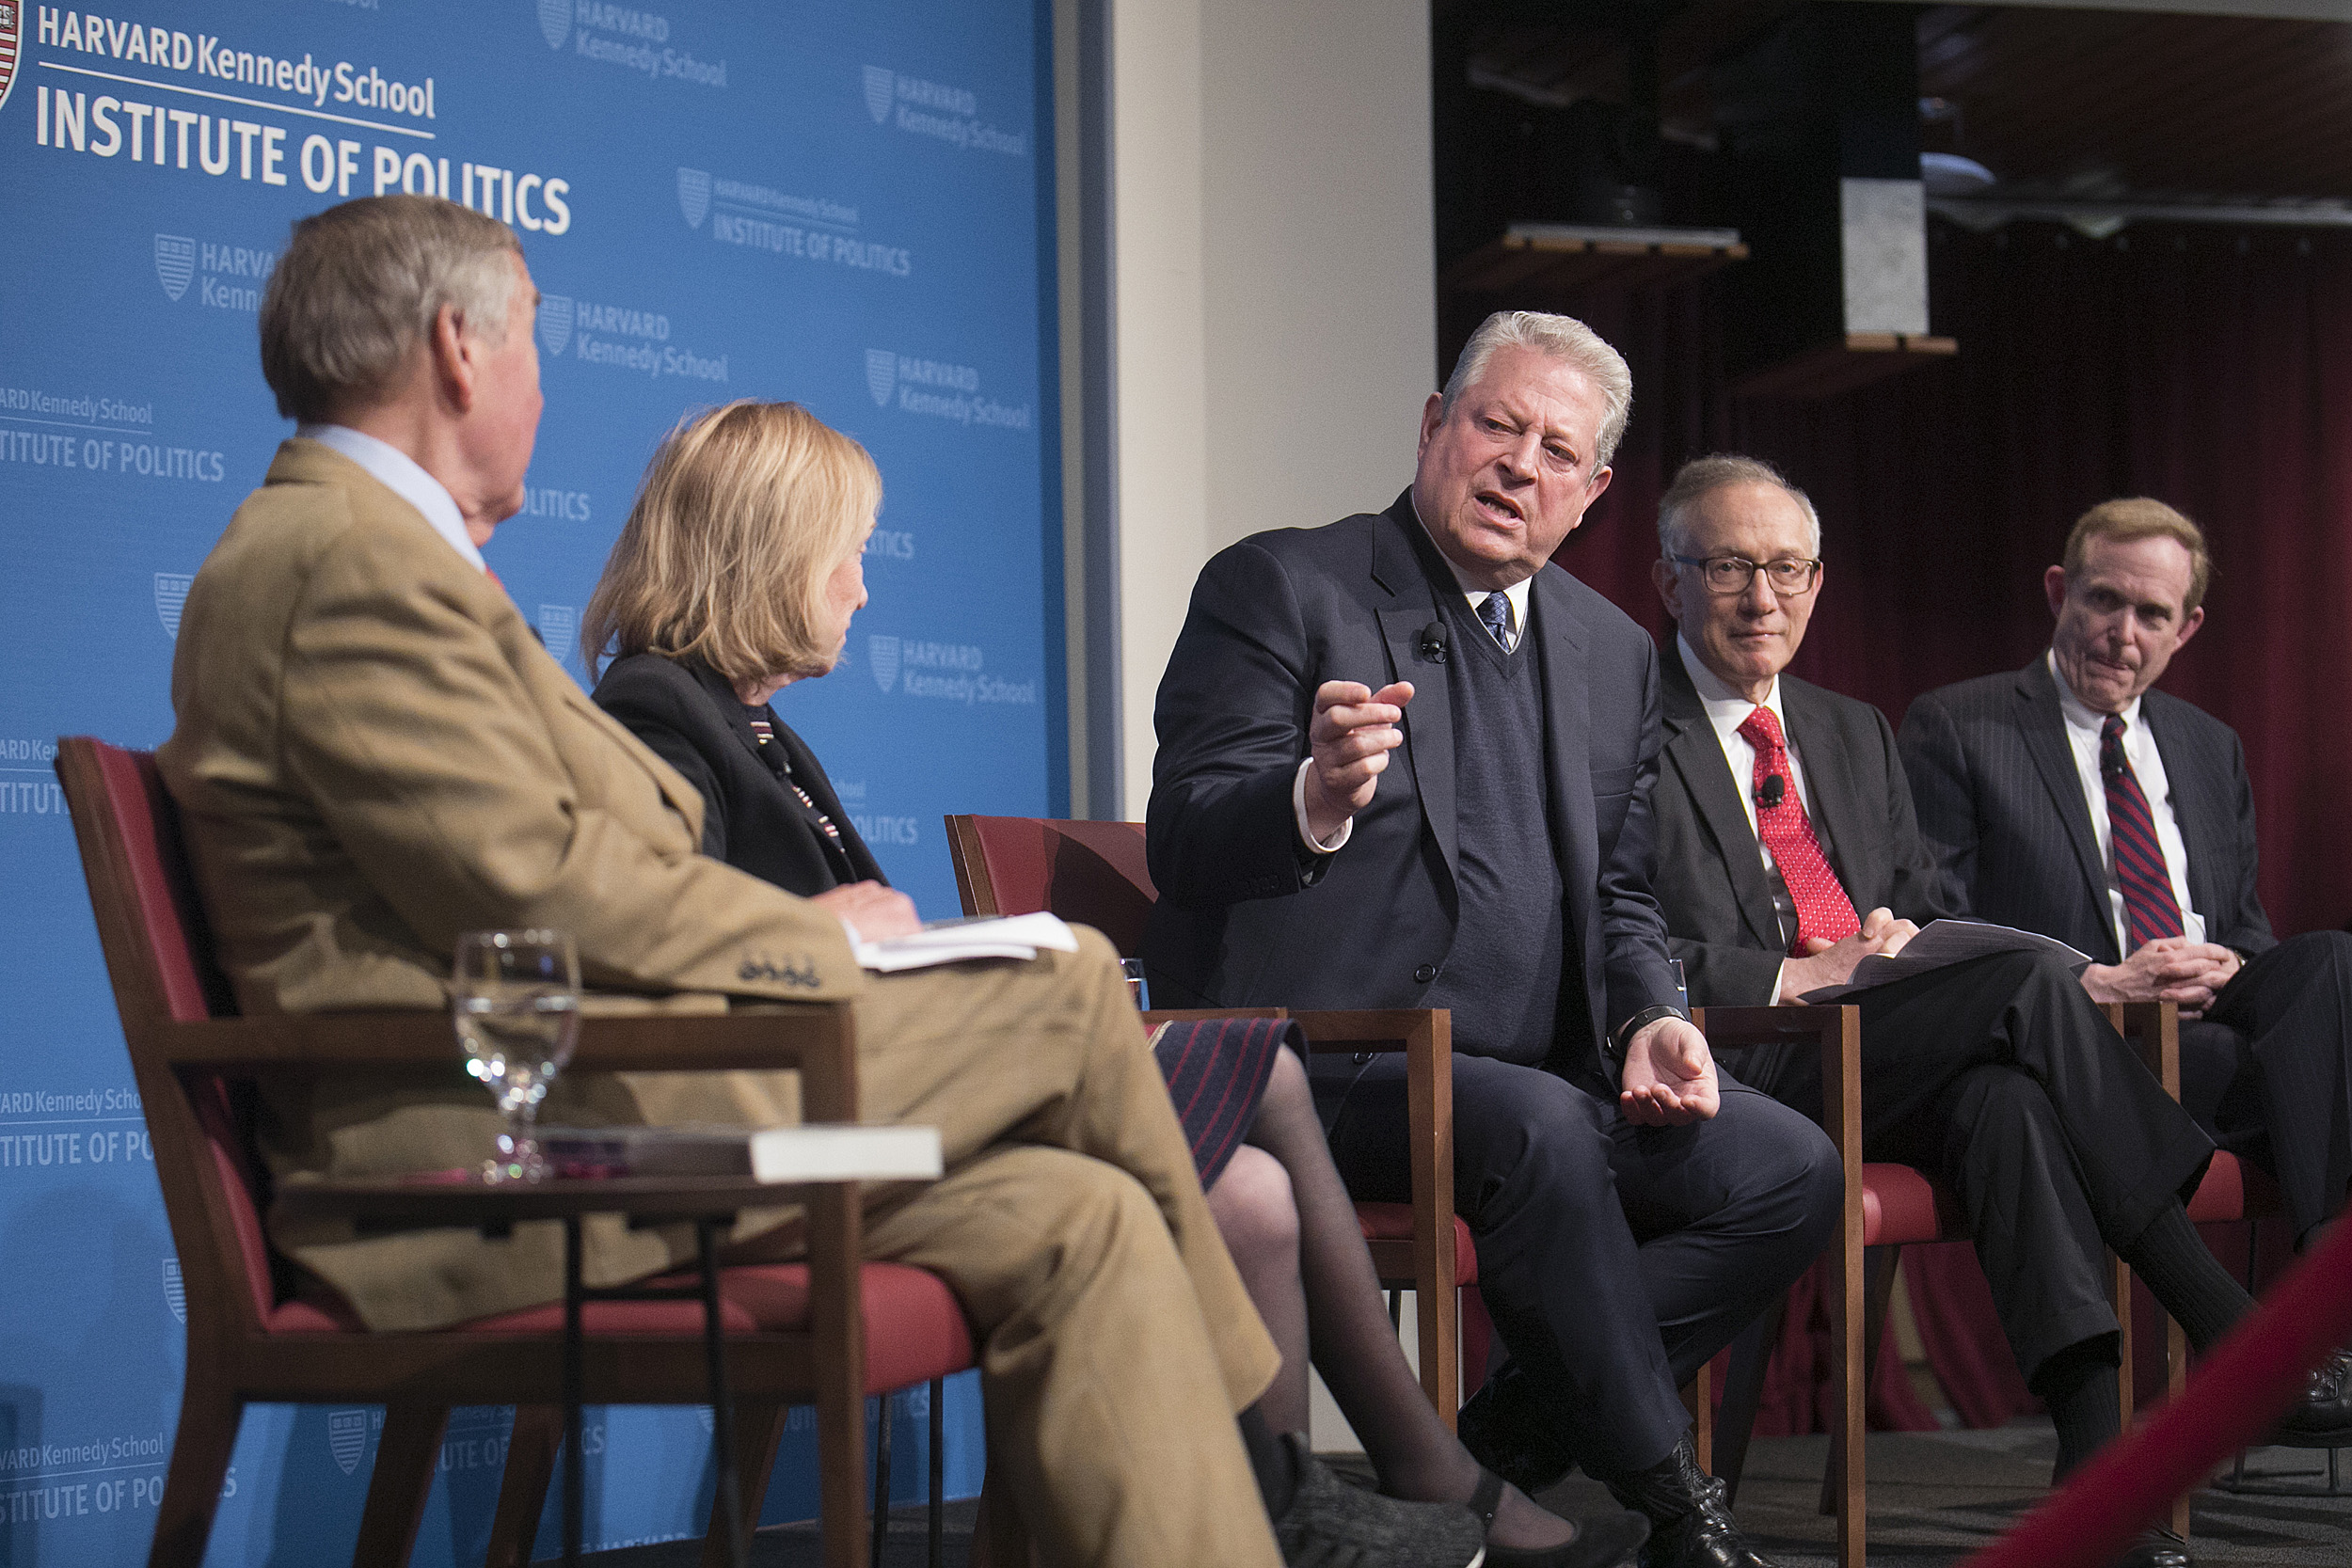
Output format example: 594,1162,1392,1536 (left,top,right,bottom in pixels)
1898,657,2275,966
1140,491,1683,1087
592,653,884,898
1650,640,1954,1006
